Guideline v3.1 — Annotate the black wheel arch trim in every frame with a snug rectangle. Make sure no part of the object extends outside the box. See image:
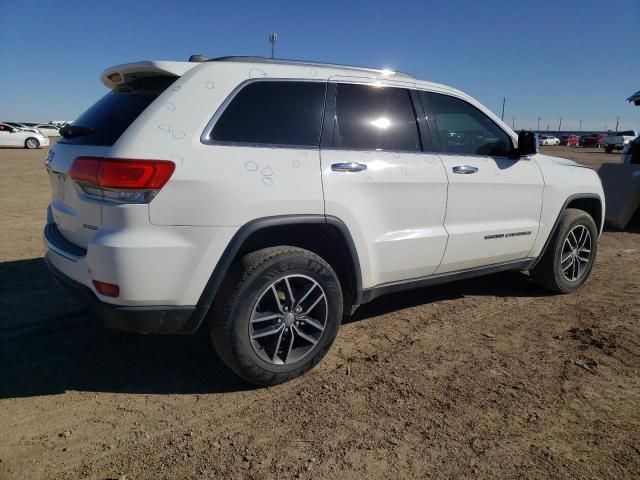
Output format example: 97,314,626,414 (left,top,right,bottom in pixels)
195,214,363,312
528,193,603,270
